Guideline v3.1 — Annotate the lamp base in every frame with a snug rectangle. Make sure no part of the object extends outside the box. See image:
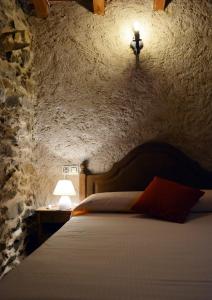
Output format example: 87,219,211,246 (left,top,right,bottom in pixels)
58,196,73,210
